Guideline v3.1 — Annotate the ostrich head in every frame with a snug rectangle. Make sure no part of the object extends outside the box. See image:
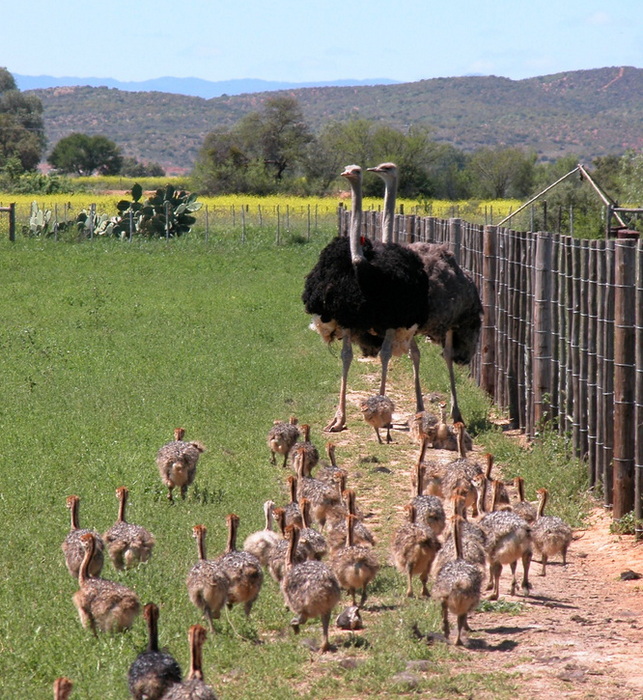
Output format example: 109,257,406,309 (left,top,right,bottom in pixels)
367,162,398,183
